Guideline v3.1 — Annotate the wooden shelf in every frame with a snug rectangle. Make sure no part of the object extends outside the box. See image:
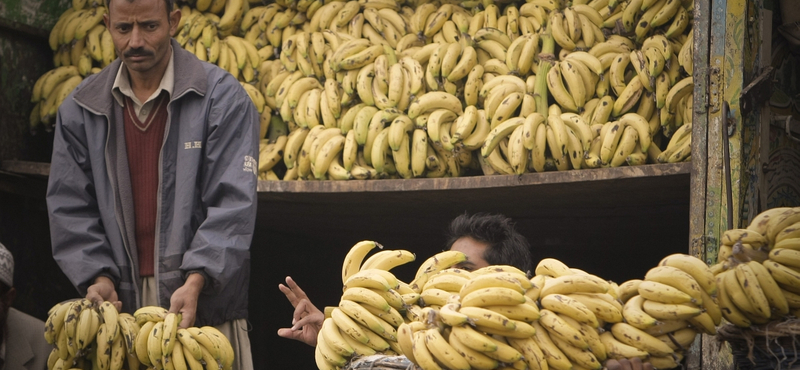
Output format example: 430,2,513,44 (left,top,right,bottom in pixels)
257,162,690,193
1,160,50,177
